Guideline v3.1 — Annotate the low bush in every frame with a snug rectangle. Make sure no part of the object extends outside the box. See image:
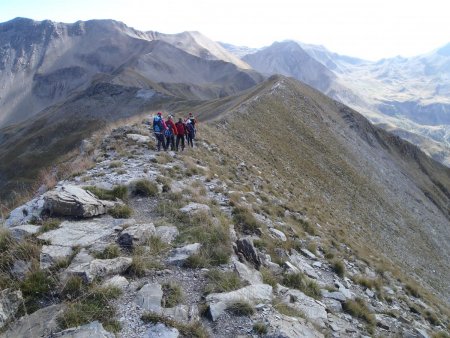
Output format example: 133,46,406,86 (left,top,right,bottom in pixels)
273,301,305,318
21,269,57,312
84,185,128,201
61,276,87,300
232,206,261,235
332,259,345,277
94,244,121,259
405,283,421,298
38,218,62,233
